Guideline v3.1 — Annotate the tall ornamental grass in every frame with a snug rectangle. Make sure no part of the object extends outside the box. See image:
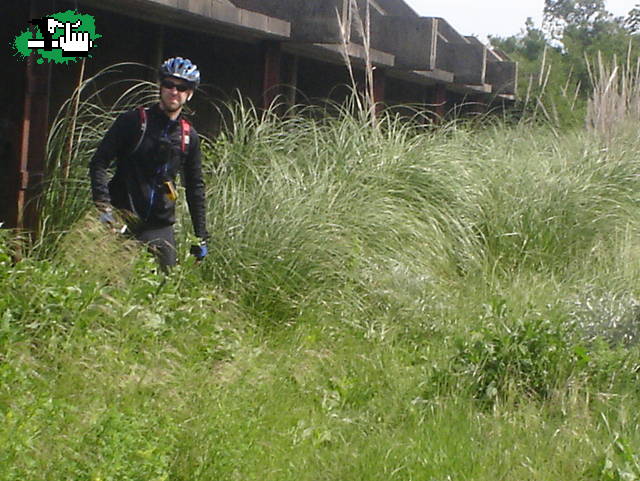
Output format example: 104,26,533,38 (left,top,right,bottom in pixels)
191,100,475,323
587,48,640,139
39,63,158,255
